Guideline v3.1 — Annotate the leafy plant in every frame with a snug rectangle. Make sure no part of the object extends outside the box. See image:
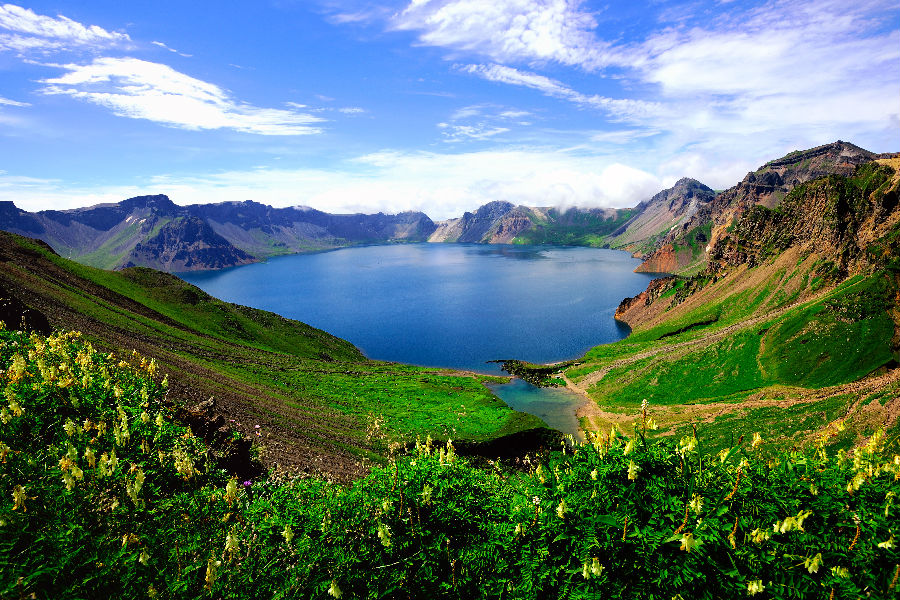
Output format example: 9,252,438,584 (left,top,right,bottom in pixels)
2,326,898,598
